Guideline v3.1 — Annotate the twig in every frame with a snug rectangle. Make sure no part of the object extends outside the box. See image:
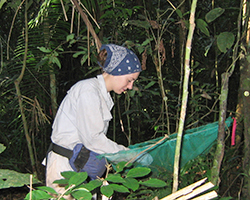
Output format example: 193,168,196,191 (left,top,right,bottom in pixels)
125,134,169,166
7,0,26,60
58,184,75,200
60,0,68,21
29,175,32,200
